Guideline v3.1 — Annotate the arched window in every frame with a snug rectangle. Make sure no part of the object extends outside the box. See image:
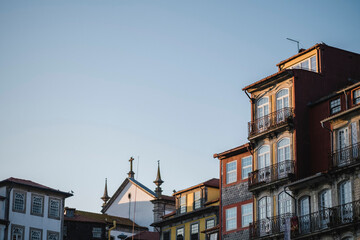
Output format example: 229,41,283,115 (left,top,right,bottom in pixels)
276,89,289,110
257,97,269,119
278,192,292,215
258,196,271,220
319,189,332,227
277,138,290,163
258,145,270,169
298,196,311,234
339,181,352,205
